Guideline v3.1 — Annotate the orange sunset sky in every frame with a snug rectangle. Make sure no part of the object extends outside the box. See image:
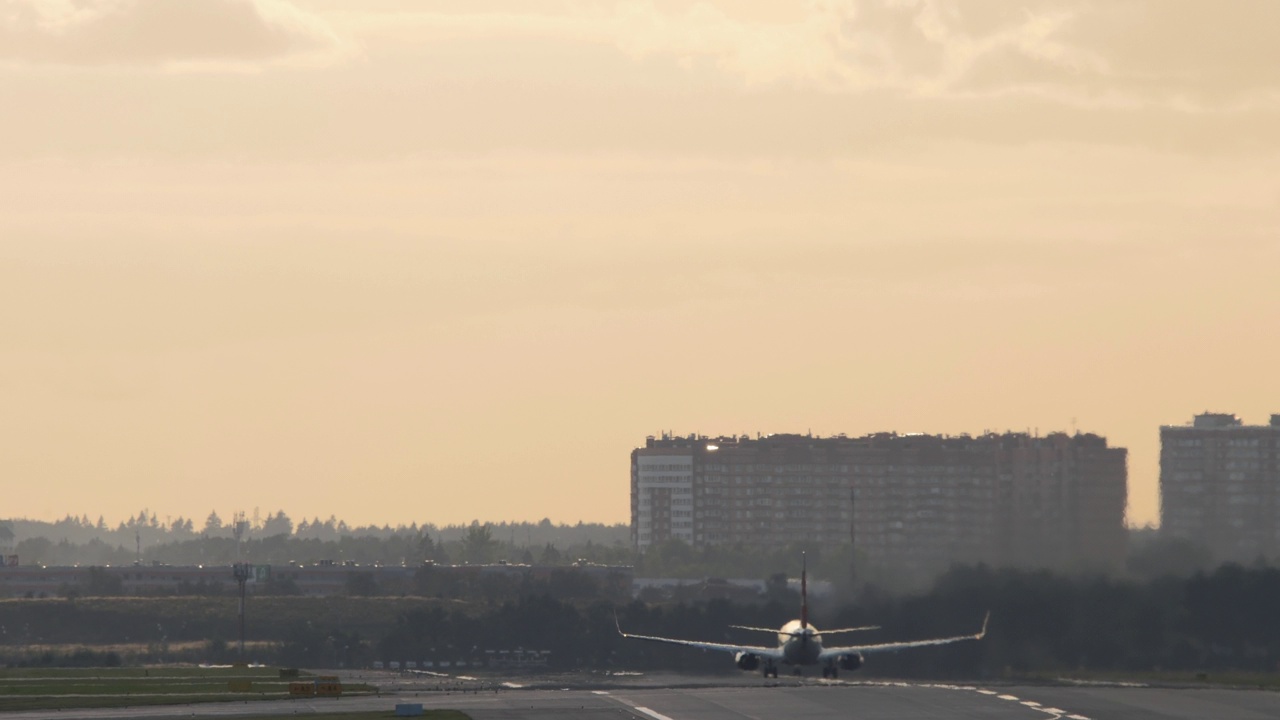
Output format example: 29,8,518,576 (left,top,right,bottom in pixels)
2,0,1278,529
